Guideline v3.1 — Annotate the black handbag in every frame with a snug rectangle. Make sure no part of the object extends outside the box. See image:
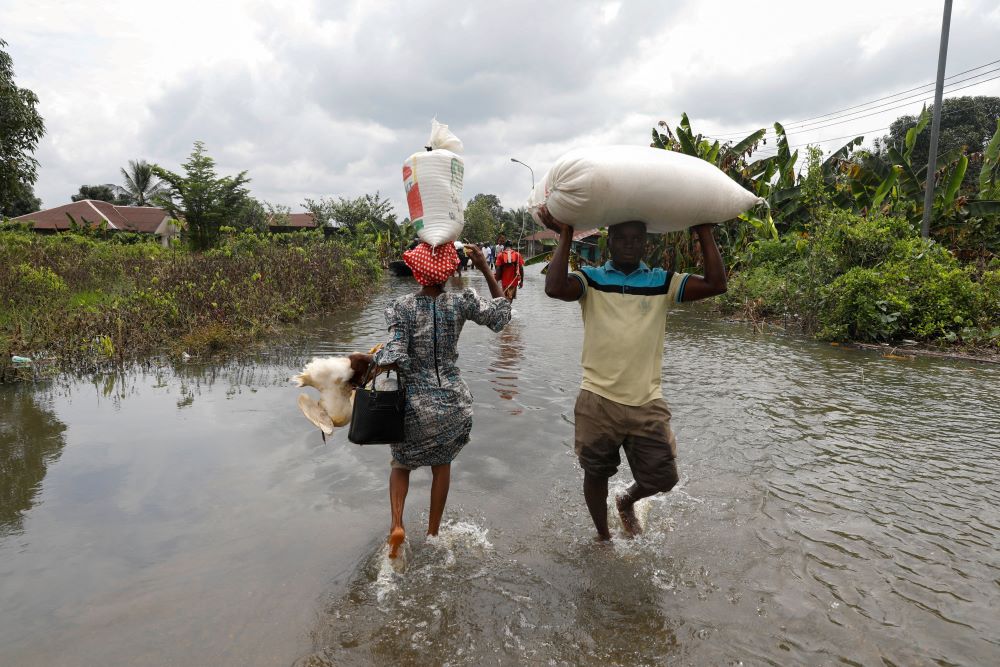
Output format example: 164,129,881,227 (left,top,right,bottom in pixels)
348,366,406,445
